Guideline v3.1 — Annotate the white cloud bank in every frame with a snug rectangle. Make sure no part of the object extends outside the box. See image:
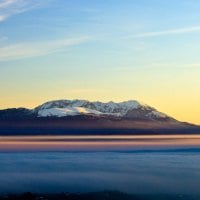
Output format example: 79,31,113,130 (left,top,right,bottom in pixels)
0,37,90,61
